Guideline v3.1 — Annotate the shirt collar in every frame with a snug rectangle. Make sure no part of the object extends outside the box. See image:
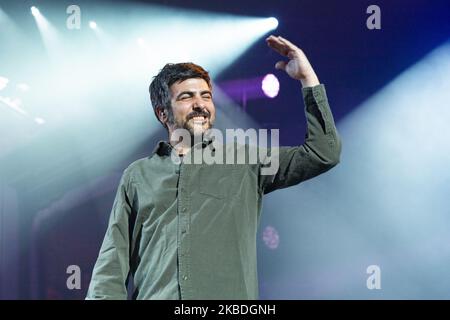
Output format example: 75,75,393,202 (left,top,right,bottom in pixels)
152,136,215,157
152,140,173,157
